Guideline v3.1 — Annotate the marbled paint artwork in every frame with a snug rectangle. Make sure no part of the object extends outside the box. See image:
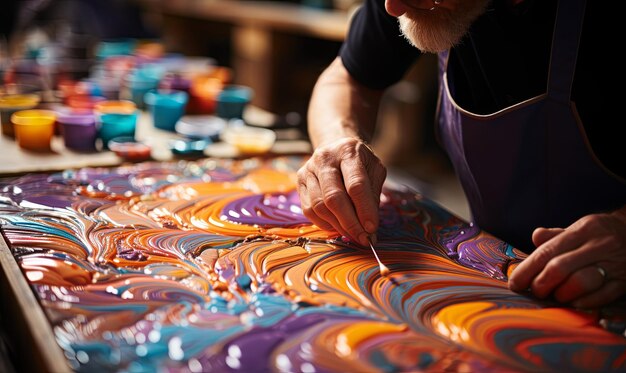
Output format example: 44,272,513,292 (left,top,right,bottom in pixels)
1,156,625,372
